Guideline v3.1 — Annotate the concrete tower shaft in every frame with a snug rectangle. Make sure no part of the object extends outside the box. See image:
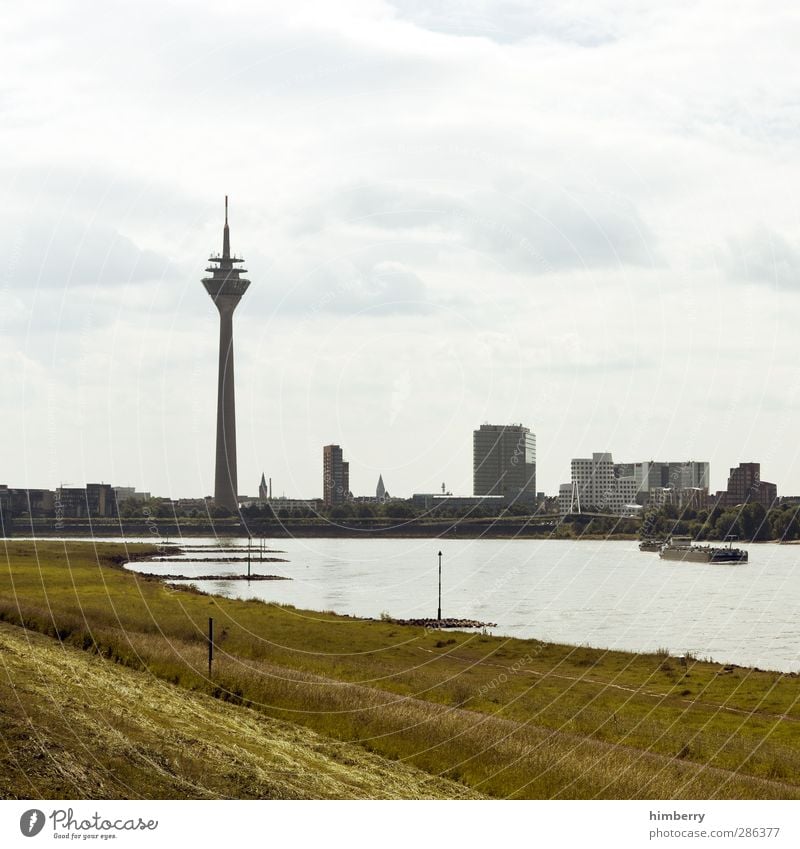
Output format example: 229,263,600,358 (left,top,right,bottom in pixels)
202,197,250,512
